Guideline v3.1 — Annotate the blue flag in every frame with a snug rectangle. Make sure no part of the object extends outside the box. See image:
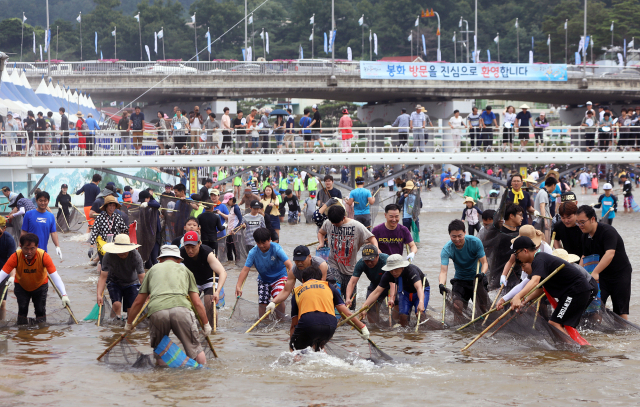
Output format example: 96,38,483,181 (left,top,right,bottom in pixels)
300,44,303,59
324,32,328,53
487,49,491,62
205,31,211,53
95,32,98,54
575,51,581,64
101,50,103,60
584,36,590,52
531,36,534,49
421,34,426,55
242,48,246,61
